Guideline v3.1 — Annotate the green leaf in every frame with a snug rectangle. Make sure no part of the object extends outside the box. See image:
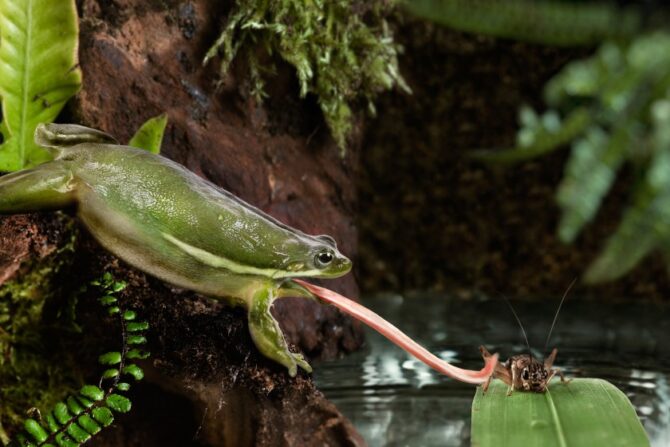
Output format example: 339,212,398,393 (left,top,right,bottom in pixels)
583,190,660,284
23,419,47,443
111,281,126,292
90,407,113,427
101,368,120,379
66,396,84,416
123,310,136,321
128,113,168,154
0,0,82,171
405,0,640,47
53,402,71,425
556,125,630,243
54,433,78,447
105,394,132,413
126,348,150,359
98,351,122,365
99,295,117,306
471,379,649,447
127,335,147,345
122,364,144,381
76,415,101,435
126,321,149,332
44,413,59,433
79,385,104,402
65,423,90,443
